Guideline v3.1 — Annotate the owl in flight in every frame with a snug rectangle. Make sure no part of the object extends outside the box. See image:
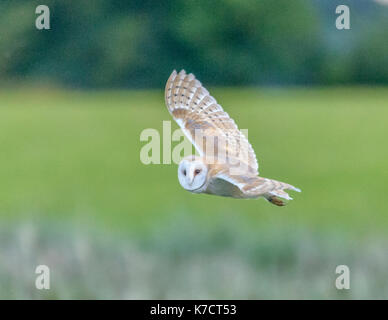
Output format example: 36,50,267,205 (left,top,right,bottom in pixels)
165,70,301,206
